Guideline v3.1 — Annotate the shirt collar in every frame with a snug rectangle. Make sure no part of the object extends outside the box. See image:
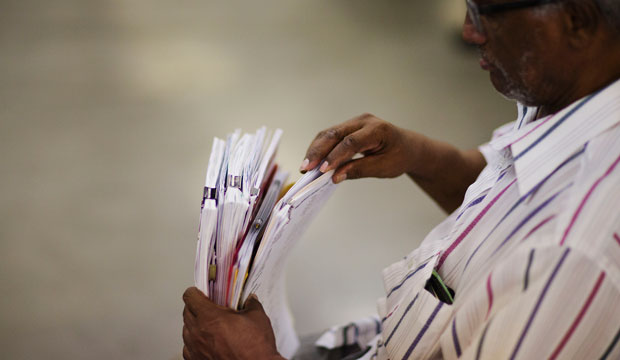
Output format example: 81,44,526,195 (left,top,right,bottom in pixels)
508,78,620,196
